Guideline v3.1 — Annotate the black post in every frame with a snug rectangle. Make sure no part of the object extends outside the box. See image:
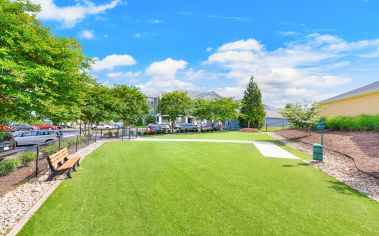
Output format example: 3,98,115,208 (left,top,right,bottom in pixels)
79,120,82,135
58,138,61,150
35,145,39,177
76,135,79,152
129,127,131,139
266,123,268,132
87,132,90,146
100,129,103,139
136,128,138,138
95,130,97,142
